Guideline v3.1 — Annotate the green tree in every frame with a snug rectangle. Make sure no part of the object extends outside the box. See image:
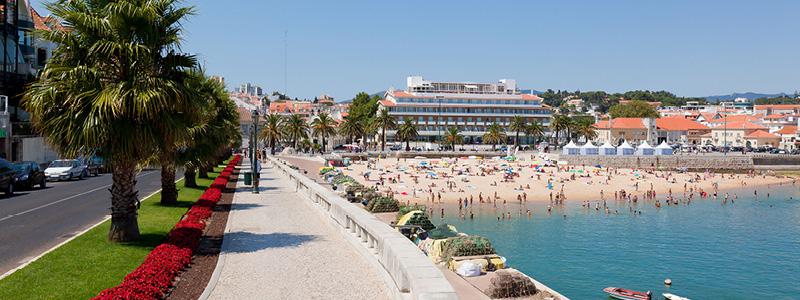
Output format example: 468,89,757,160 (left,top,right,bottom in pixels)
442,127,463,151
397,118,418,151
375,108,396,151
261,114,283,155
25,0,197,242
482,123,507,151
608,100,660,118
362,117,379,150
311,112,337,153
284,114,309,149
509,116,528,148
